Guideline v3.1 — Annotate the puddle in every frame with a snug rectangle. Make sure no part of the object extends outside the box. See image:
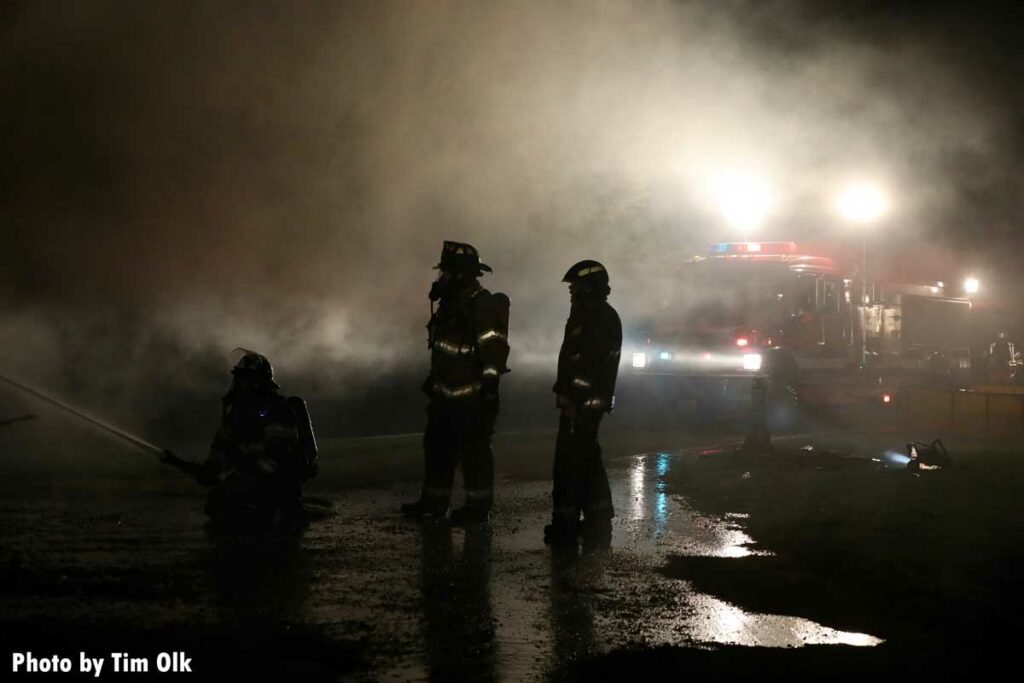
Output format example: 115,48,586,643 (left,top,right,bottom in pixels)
602,451,882,650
